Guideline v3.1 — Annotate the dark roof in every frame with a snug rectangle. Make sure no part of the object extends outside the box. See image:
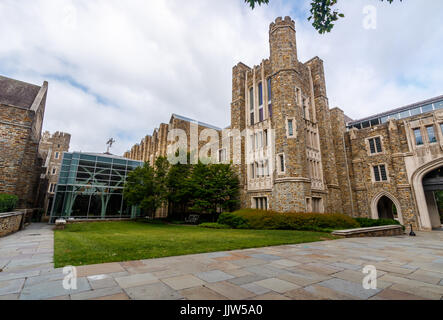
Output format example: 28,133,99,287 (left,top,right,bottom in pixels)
0,75,41,109
348,95,443,126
